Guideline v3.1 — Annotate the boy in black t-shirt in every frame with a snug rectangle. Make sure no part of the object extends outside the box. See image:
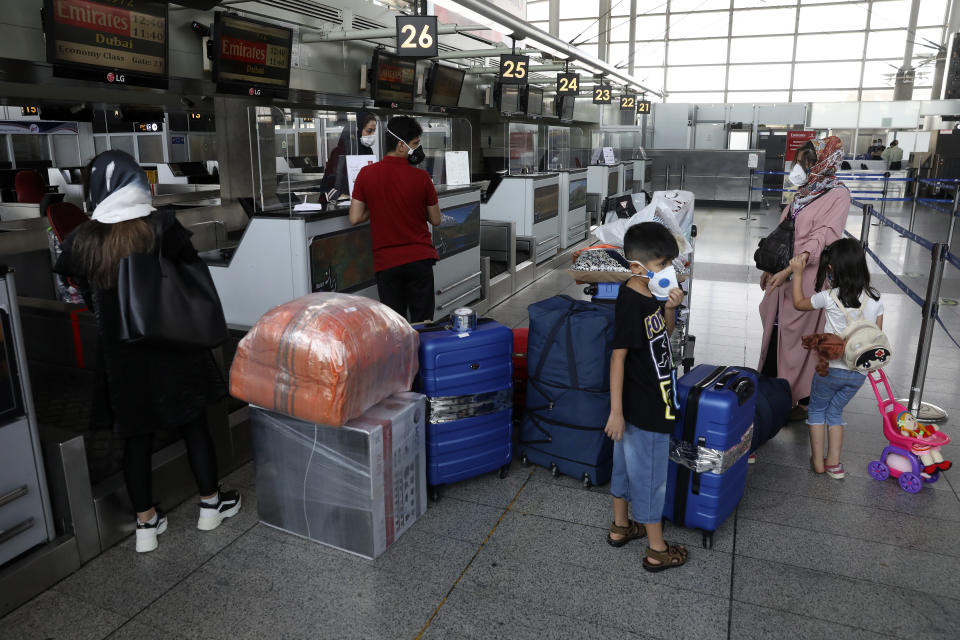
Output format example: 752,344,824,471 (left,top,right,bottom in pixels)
604,222,688,571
